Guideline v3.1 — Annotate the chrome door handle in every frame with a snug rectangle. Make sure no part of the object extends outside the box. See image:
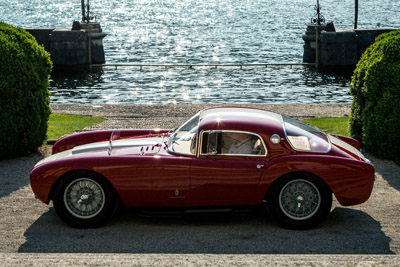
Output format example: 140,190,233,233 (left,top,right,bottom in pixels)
257,164,264,168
